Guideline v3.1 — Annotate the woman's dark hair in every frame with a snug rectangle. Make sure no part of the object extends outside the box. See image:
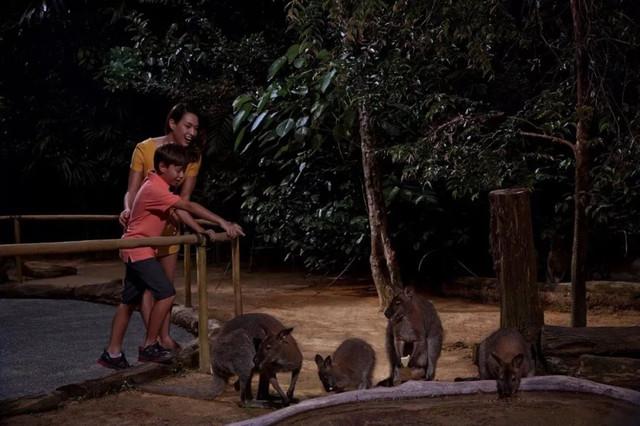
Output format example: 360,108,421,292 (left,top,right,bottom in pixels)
165,102,204,163
154,143,189,171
